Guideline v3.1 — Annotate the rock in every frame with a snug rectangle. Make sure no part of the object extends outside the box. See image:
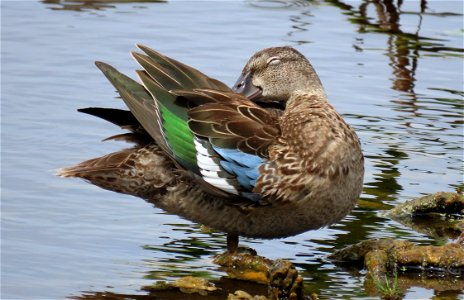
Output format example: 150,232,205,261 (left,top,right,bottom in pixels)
145,276,217,296
173,276,217,296
330,238,464,298
214,251,272,284
214,251,304,300
386,192,464,218
227,290,267,300
384,192,464,239
329,238,464,277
